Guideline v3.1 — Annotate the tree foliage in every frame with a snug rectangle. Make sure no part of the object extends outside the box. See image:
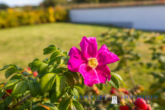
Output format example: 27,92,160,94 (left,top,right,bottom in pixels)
0,3,8,10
